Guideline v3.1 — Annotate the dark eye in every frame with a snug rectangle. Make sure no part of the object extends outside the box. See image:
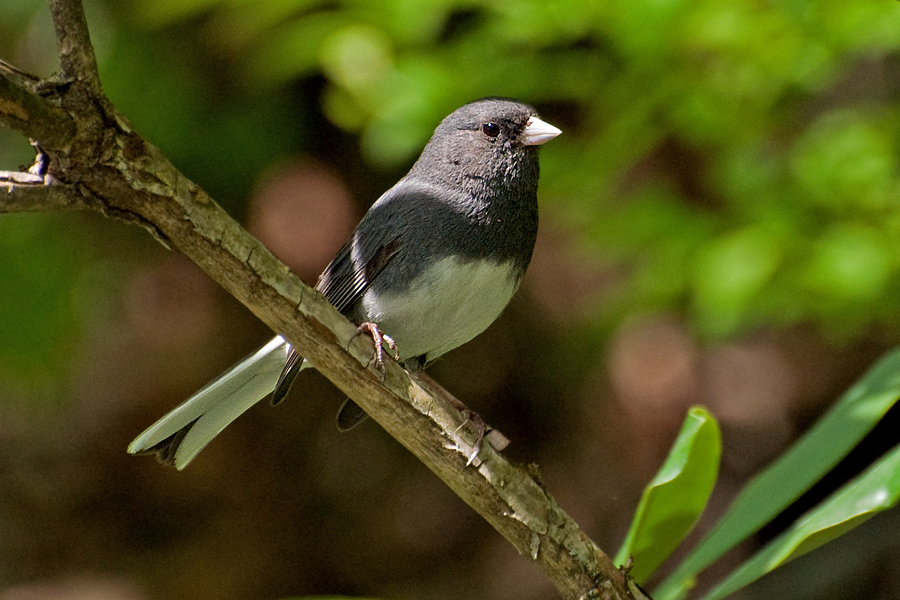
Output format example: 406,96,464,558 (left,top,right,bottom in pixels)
482,122,500,137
